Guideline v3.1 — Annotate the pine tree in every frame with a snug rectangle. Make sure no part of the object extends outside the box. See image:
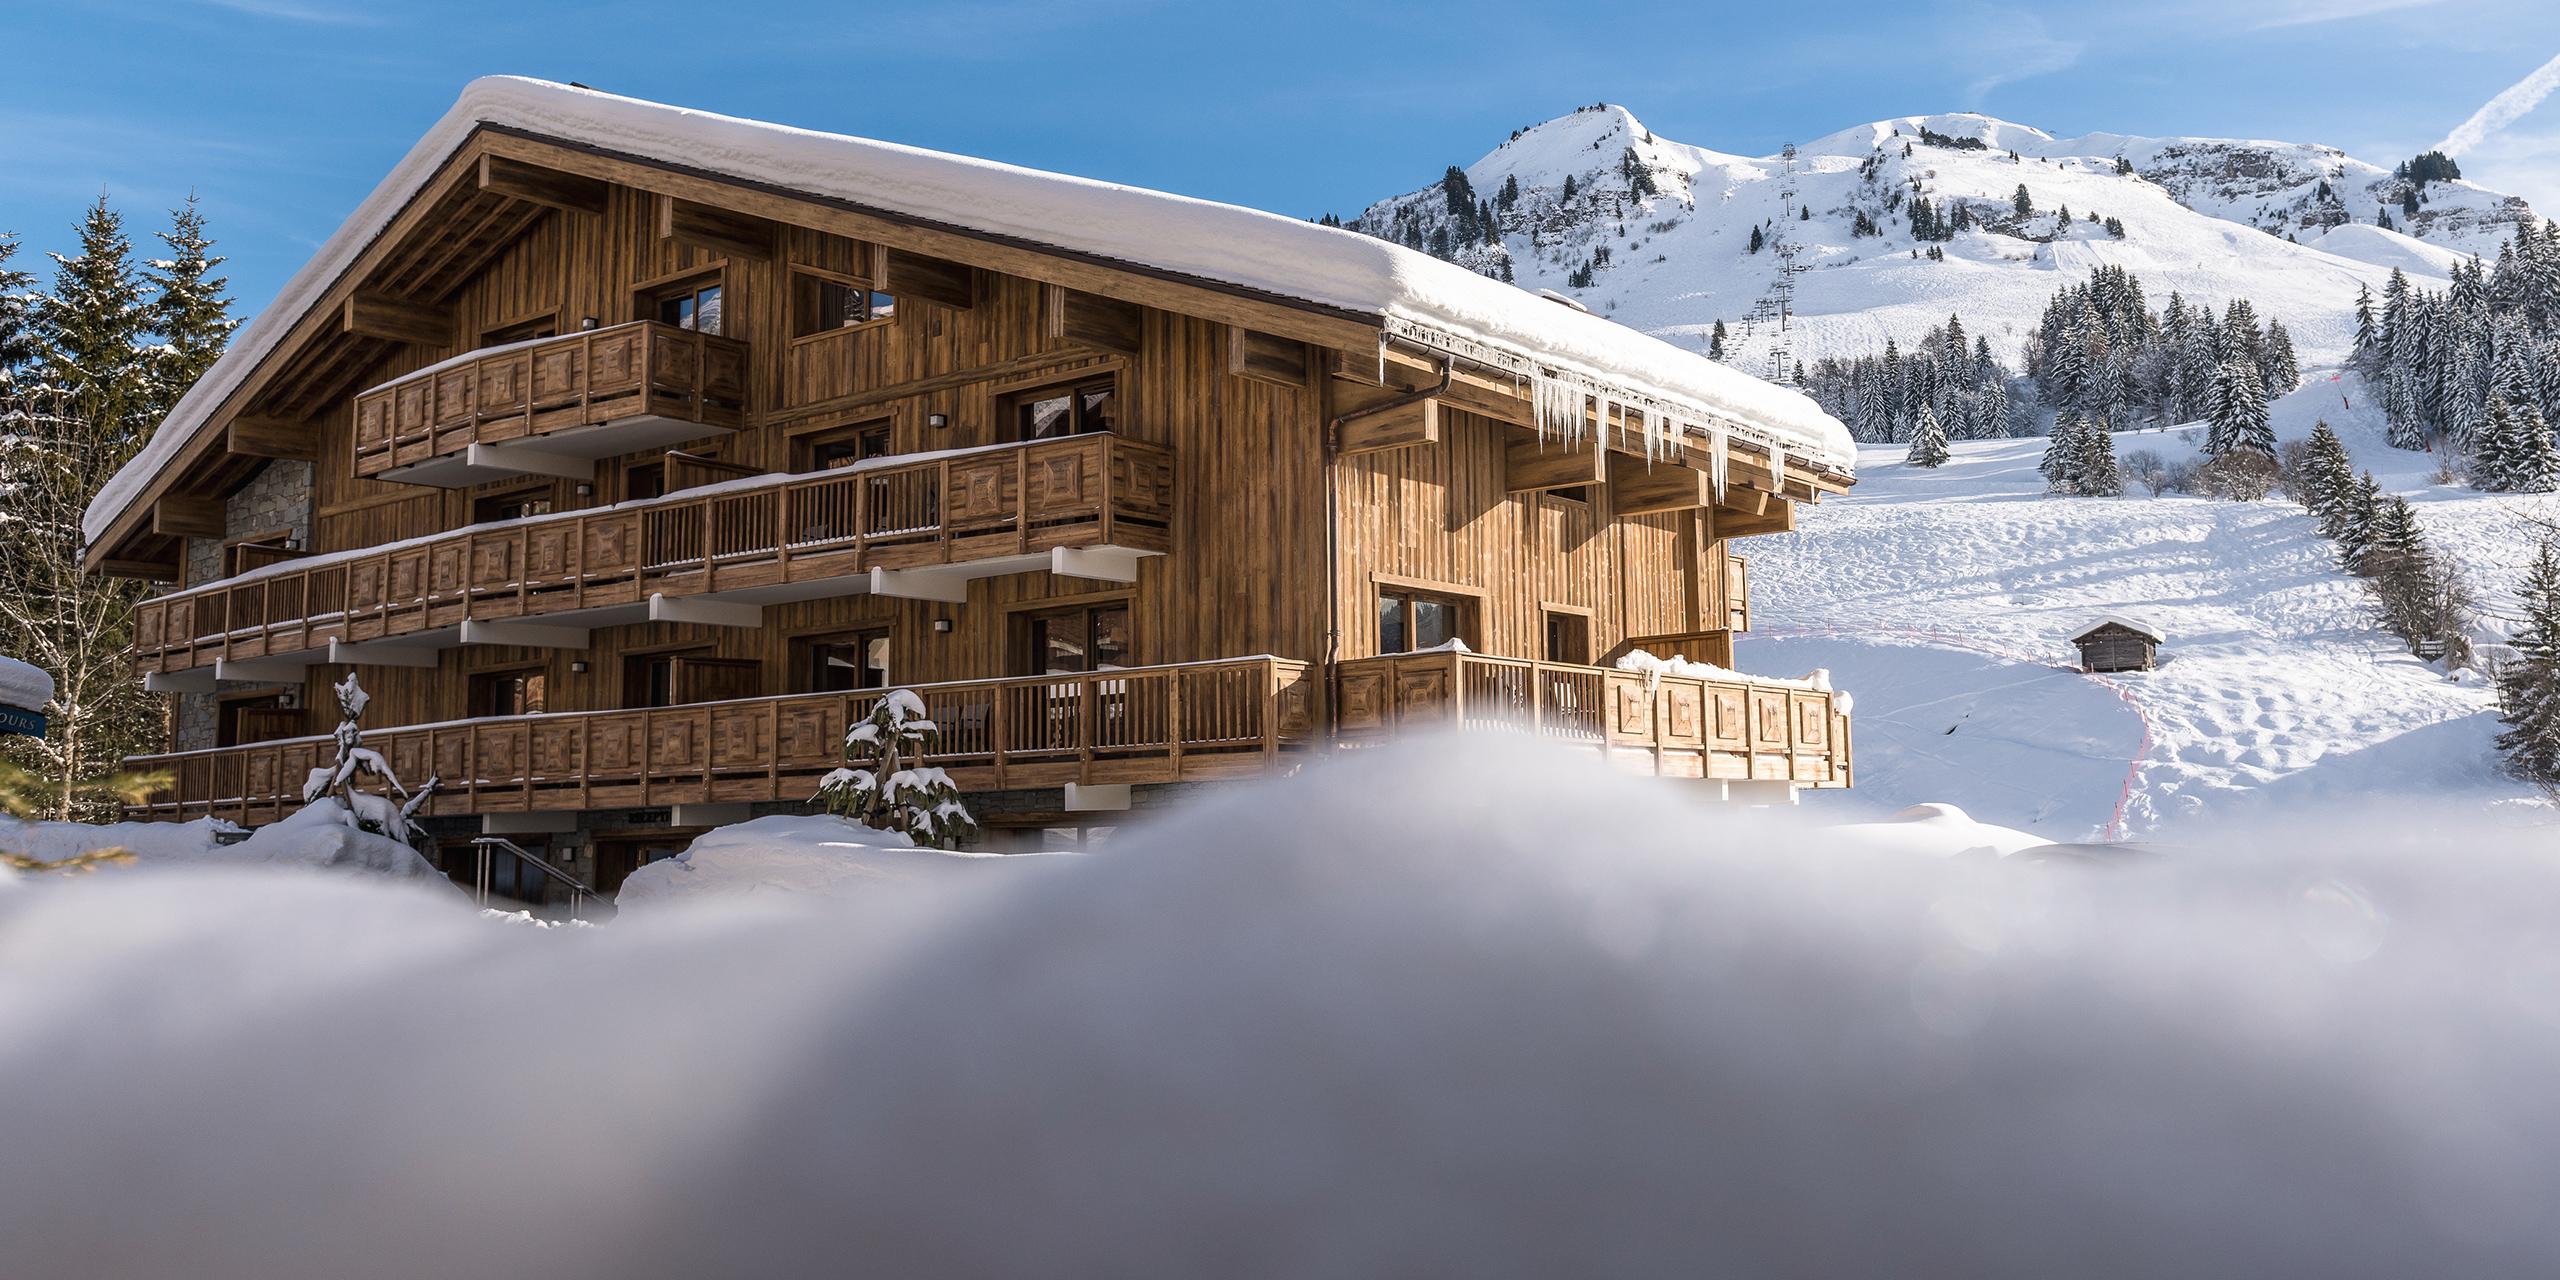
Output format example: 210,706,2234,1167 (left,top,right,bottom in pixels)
2302,419,2356,535
1706,320,1727,361
1746,225,1764,253
2040,410,2080,489
2204,358,2274,459
30,195,156,452
2012,184,2034,217
2511,404,2560,494
2335,472,2383,572
2497,538,2560,788
0,235,34,388
1905,406,1950,467
144,193,237,411
2071,418,2122,495
2260,320,2300,396
815,690,980,849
